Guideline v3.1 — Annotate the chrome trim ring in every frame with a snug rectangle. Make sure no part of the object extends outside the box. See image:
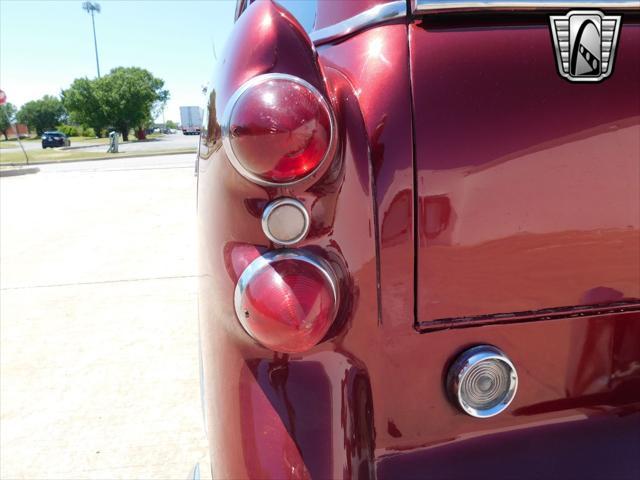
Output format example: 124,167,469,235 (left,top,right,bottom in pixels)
310,1,407,45
221,73,337,188
261,198,310,246
447,345,518,418
233,250,339,339
412,0,640,13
